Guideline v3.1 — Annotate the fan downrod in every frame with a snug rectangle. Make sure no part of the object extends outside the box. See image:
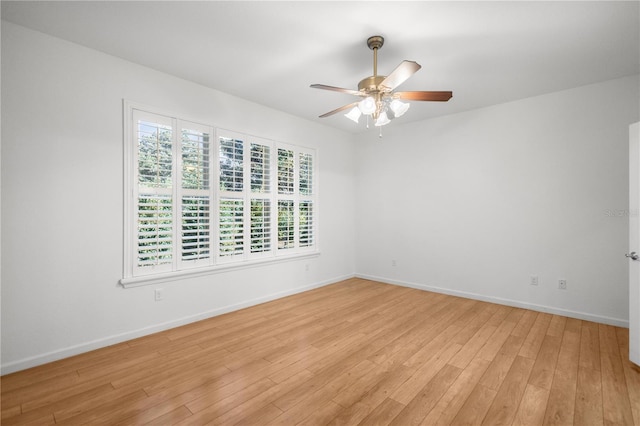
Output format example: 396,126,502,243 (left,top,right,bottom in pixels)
360,36,386,92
